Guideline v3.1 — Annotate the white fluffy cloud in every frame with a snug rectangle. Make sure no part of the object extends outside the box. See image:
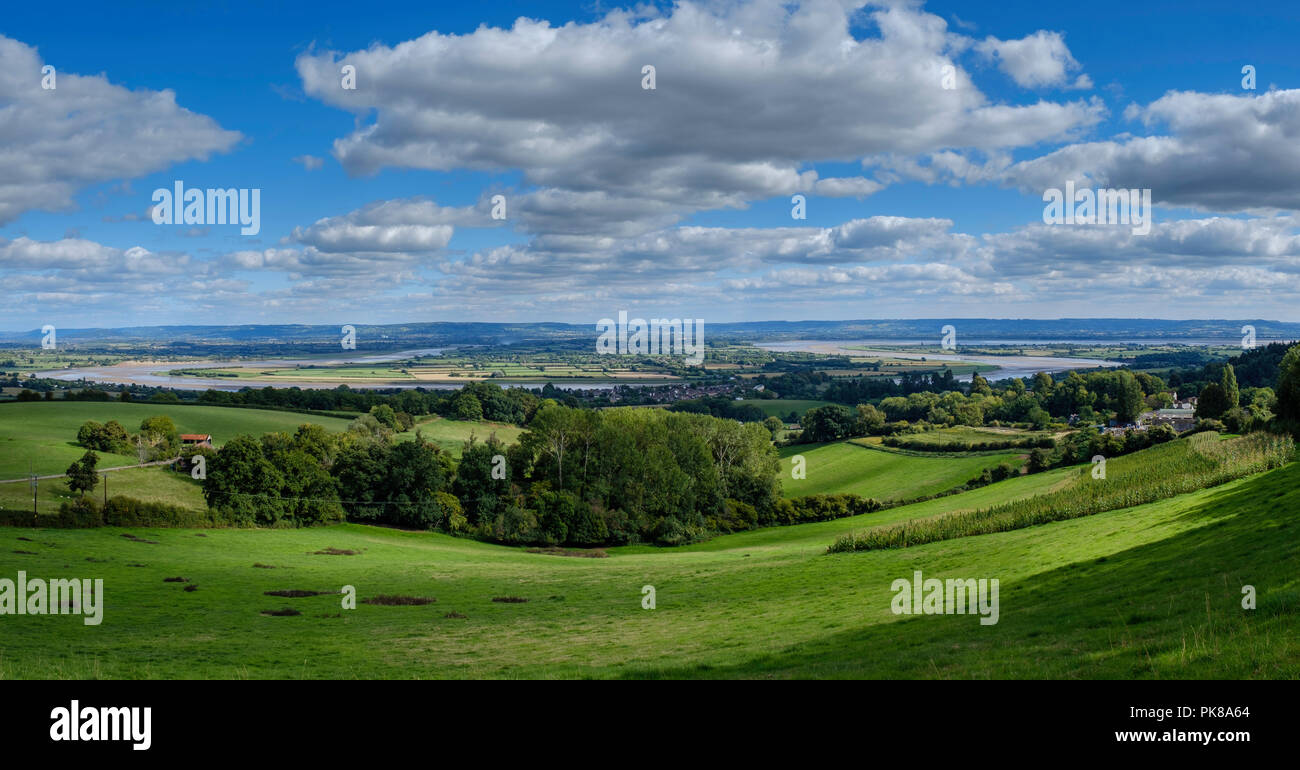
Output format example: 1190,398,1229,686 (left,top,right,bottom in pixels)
0,35,241,226
10,208,1300,325
1002,89,1300,212
296,1,1101,235
976,31,1092,89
